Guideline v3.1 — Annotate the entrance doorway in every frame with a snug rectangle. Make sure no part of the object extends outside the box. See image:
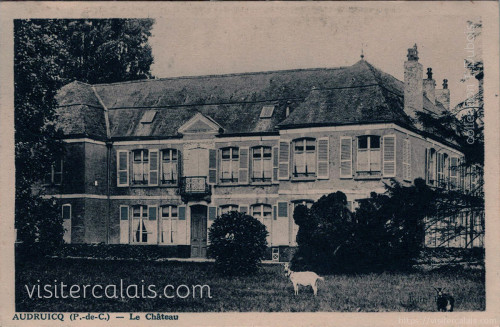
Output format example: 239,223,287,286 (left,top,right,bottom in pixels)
190,205,207,258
